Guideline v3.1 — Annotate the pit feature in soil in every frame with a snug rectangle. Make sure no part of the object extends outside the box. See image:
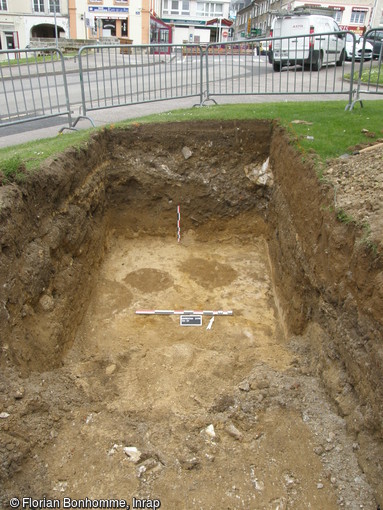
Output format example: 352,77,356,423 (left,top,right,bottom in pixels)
0,121,382,509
